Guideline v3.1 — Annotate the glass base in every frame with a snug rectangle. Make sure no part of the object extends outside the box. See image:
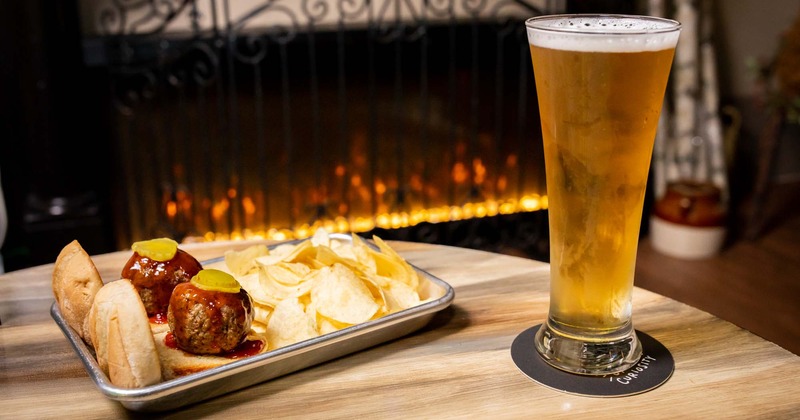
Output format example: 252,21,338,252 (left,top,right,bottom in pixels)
534,318,642,376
